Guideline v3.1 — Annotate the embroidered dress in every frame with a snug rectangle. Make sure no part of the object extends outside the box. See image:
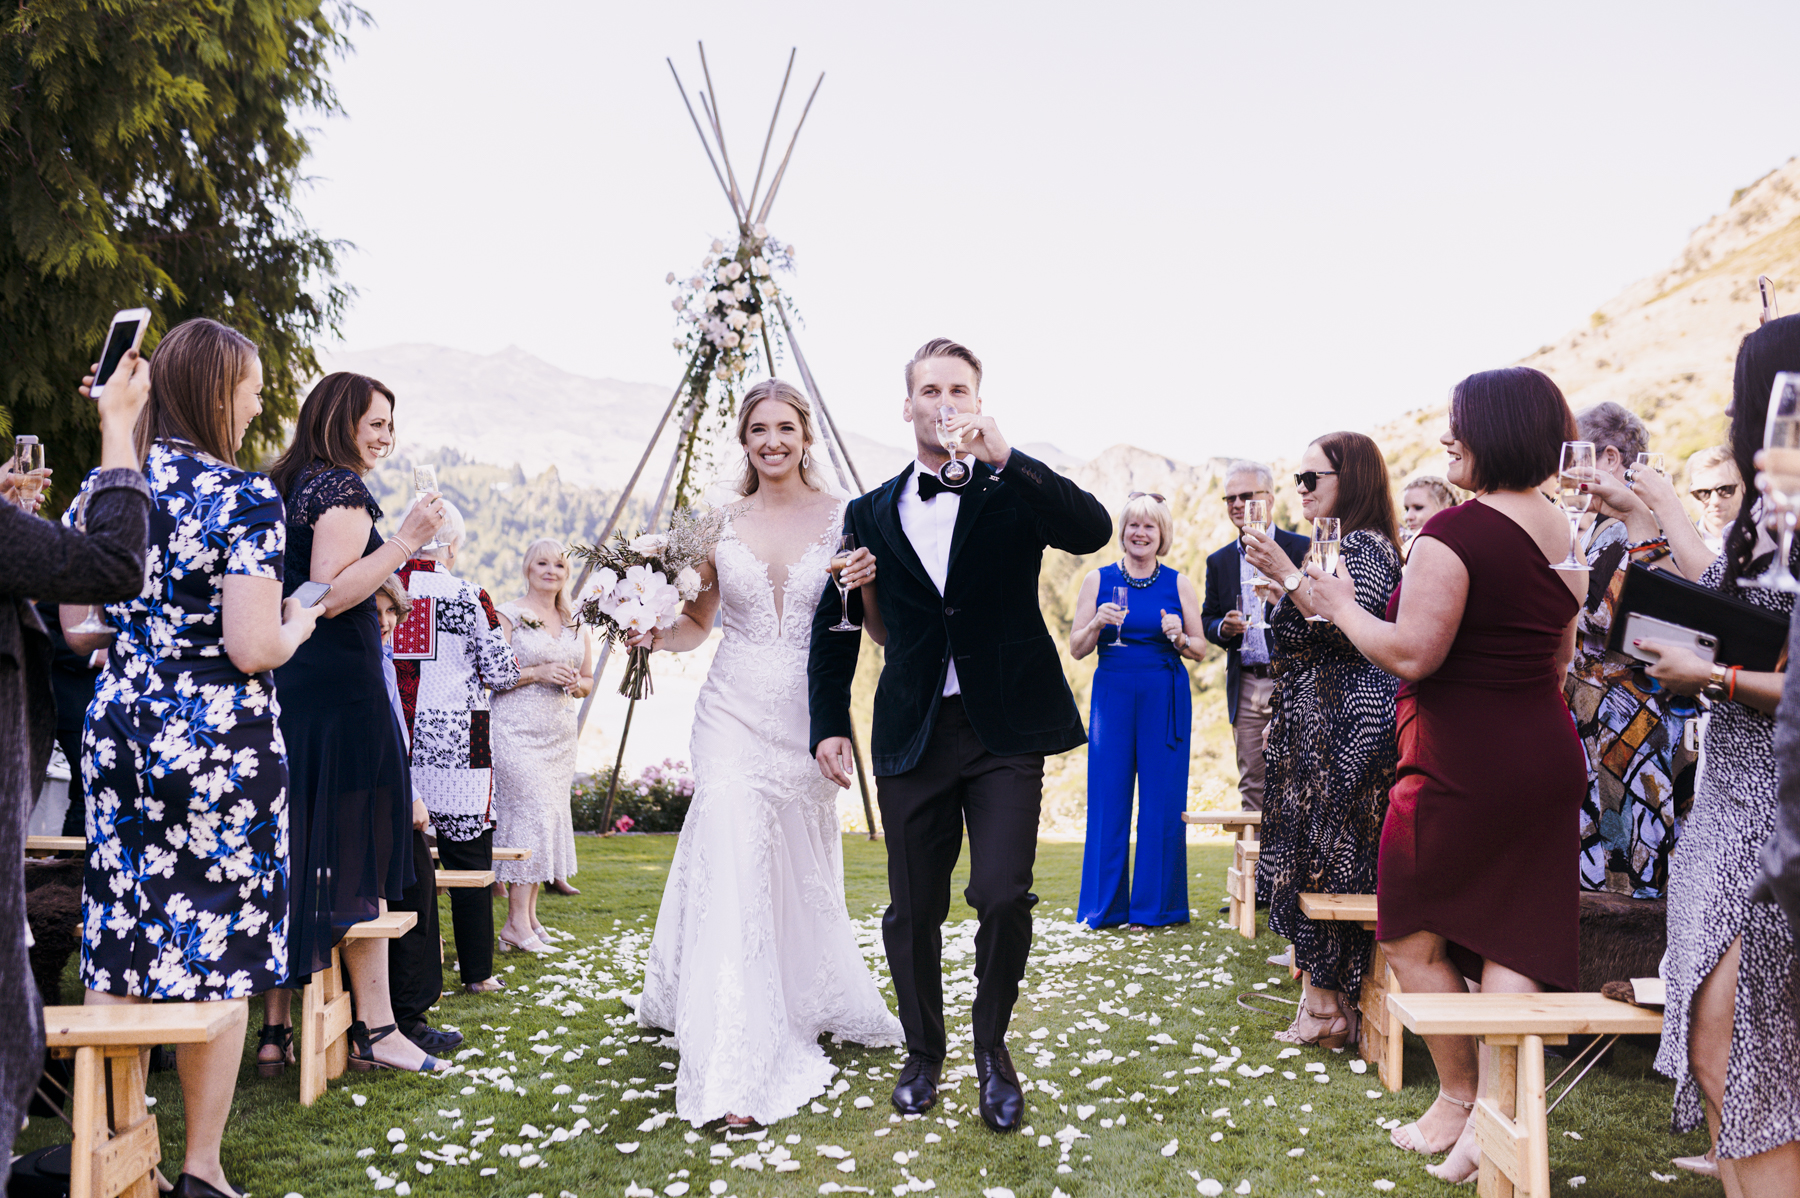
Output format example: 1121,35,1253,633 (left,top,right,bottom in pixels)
393,559,520,843
72,441,291,999
637,502,902,1126
490,601,581,884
